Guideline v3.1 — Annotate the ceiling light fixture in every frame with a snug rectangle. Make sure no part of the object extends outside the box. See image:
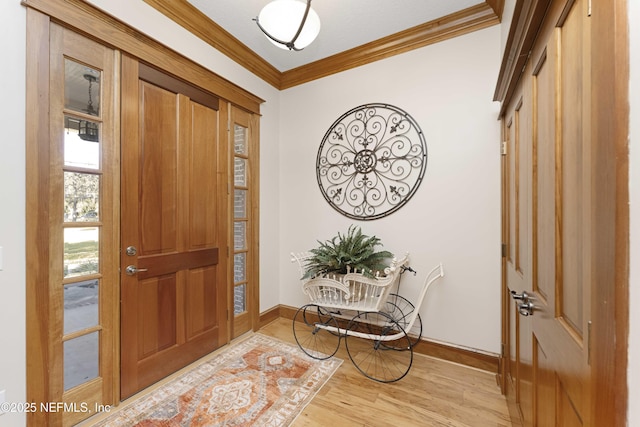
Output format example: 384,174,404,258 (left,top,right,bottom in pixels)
254,0,320,51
